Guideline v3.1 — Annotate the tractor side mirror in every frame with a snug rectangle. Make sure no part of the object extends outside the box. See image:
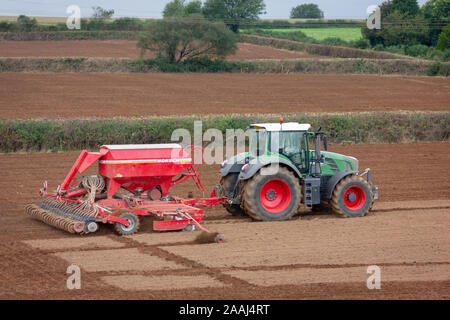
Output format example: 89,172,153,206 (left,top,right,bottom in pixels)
323,135,328,151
